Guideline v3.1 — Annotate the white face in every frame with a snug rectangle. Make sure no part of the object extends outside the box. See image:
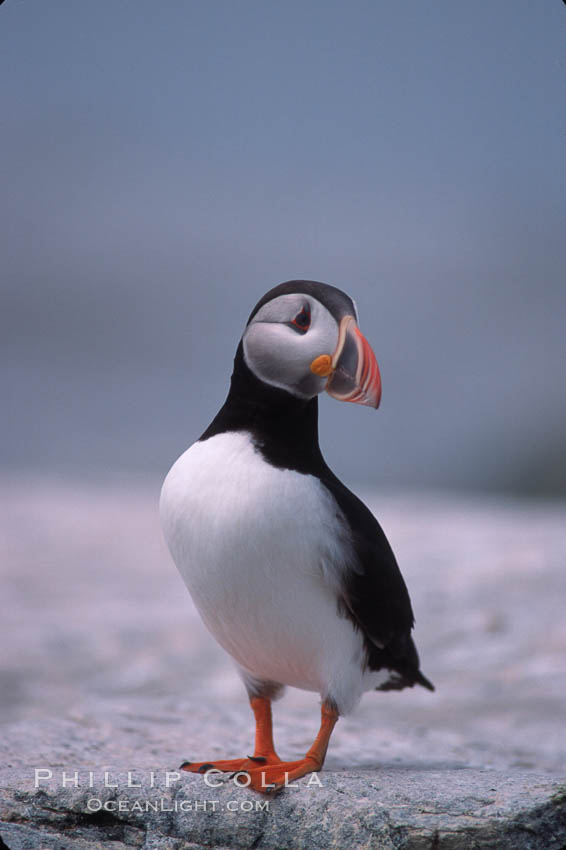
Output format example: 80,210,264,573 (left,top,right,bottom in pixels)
242,294,340,399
